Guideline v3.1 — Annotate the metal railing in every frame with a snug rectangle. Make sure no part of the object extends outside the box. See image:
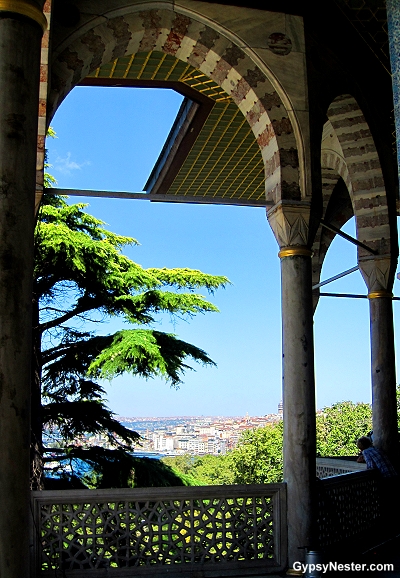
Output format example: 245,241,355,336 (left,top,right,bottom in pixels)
31,483,287,577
